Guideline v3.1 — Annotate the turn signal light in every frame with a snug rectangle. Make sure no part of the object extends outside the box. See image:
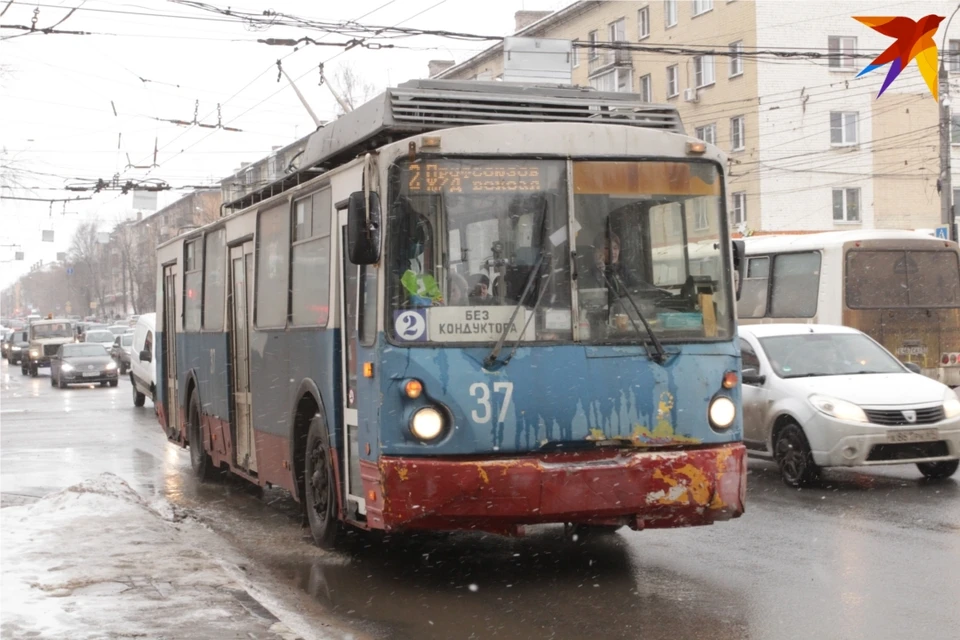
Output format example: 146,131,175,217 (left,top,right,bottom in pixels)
686,141,707,154
722,371,738,389
404,379,423,399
